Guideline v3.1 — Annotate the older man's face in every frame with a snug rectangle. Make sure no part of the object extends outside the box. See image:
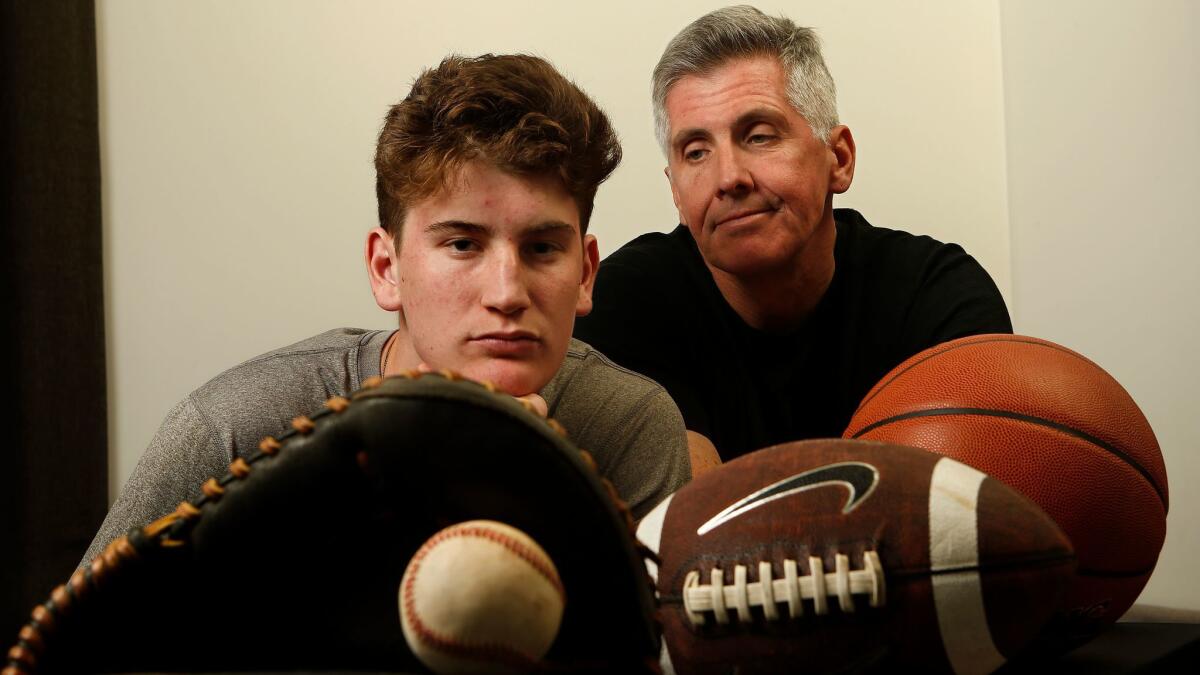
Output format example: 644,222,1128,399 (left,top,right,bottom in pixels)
664,56,843,278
